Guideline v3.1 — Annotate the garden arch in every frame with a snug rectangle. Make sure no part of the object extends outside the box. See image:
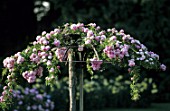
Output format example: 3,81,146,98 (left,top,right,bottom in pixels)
0,23,166,111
